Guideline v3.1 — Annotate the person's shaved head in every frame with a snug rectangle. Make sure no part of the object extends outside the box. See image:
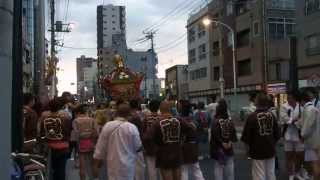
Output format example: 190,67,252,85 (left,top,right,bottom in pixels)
116,103,131,118
159,100,173,114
